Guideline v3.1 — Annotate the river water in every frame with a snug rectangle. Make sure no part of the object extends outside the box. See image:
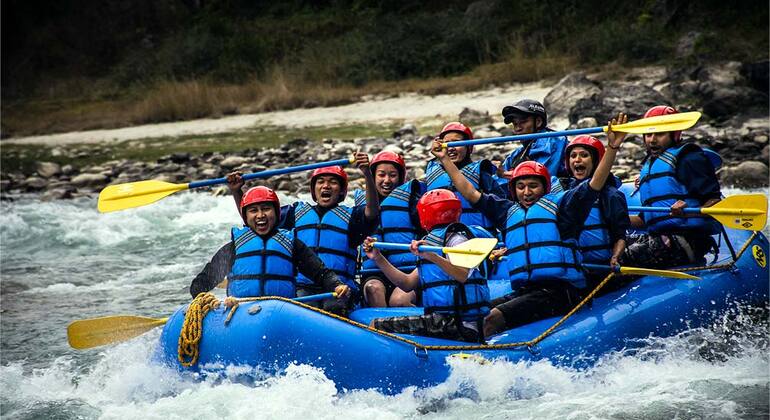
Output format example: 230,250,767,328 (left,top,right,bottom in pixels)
1,188,768,419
